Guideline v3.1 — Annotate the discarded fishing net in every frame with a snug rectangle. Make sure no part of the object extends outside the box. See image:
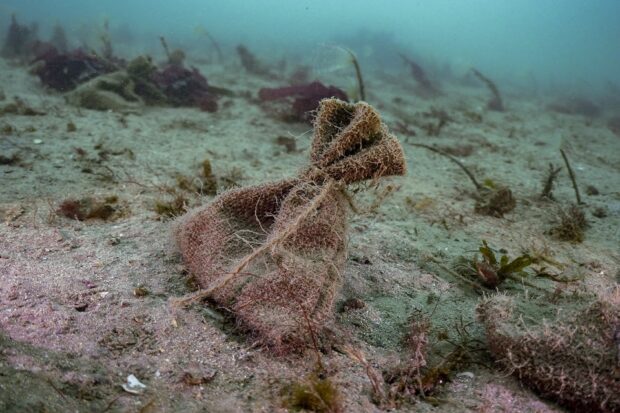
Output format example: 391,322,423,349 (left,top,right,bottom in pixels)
174,98,406,353
477,288,620,413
